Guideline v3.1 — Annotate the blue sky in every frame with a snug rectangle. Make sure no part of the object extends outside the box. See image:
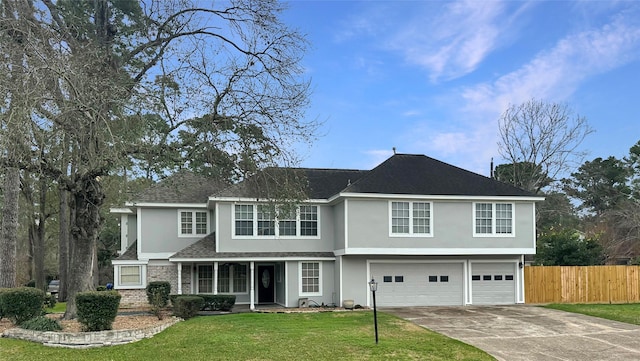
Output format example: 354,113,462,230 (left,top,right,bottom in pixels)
281,1,640,176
